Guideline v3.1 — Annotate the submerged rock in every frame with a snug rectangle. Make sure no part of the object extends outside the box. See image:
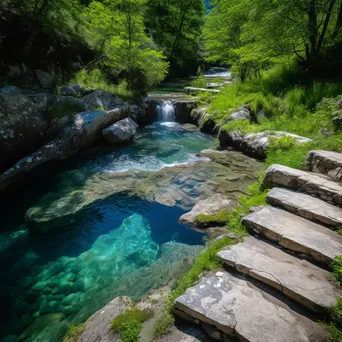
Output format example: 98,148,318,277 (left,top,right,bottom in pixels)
26,154,262,227
102,117,139,143
179,194,235,227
